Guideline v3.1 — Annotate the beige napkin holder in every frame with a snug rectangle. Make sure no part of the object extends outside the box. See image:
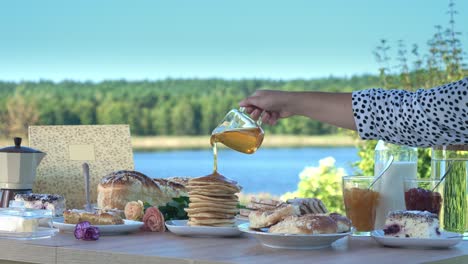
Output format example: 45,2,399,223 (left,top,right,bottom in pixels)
29,125,134,209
